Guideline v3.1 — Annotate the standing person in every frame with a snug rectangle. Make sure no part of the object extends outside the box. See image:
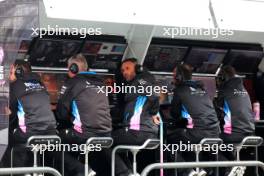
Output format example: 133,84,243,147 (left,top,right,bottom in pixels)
56,53,112,176
112,58,160,176
9,60,57,167
168,64,220,176
215,65,255,176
